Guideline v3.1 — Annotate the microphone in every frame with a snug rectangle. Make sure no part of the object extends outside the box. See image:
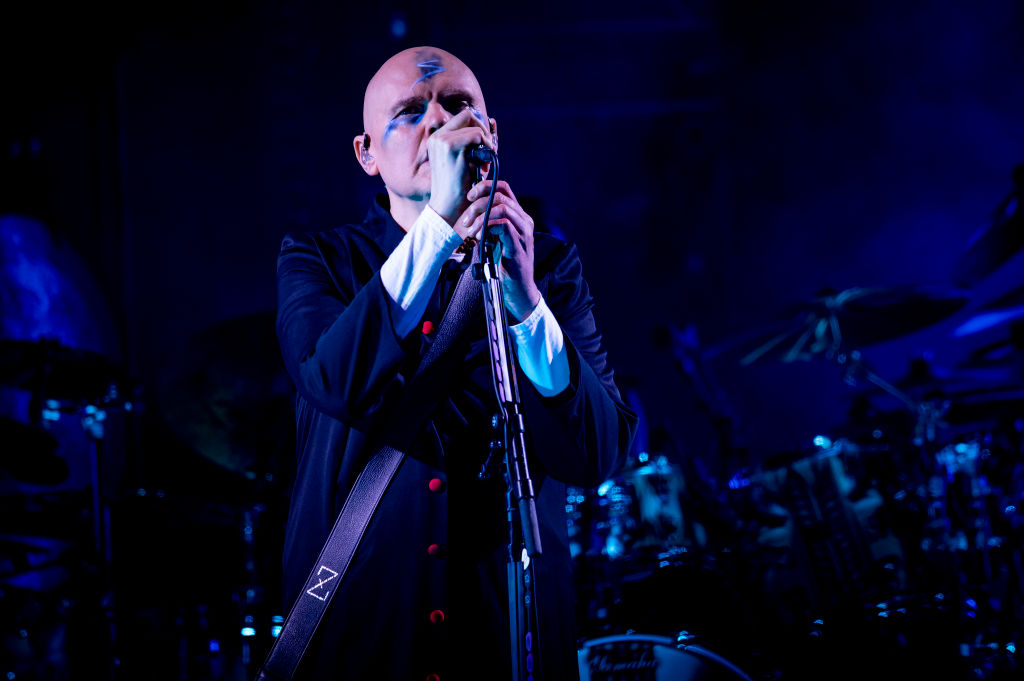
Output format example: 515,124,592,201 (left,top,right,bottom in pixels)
467,144,496,164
